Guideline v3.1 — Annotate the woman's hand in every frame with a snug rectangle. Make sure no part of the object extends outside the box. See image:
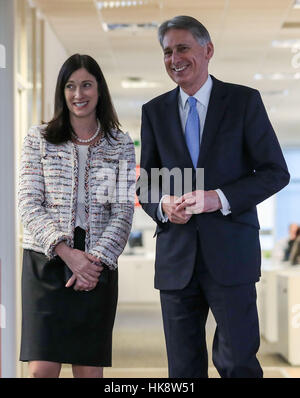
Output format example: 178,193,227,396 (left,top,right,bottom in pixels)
71,271,104,292
66,272,100,291
55,242,103,290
